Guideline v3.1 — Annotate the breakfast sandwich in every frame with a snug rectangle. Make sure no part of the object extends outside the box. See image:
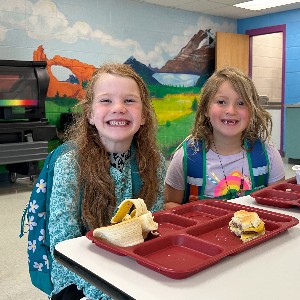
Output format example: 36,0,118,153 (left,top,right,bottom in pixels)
229,210,265,242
